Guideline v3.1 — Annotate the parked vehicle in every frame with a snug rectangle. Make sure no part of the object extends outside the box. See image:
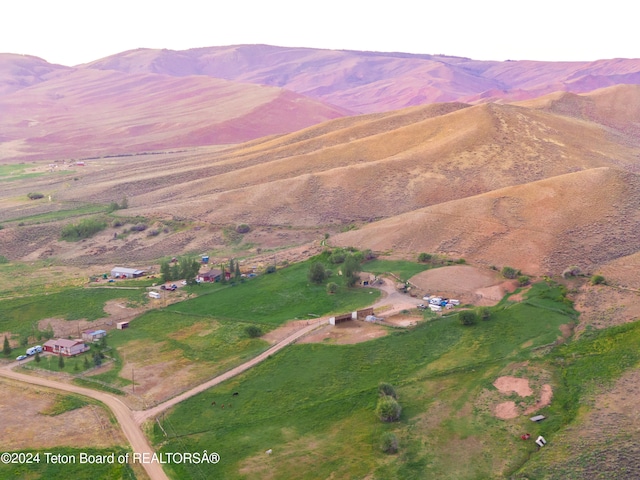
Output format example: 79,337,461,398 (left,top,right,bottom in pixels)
148,291,161,299
16,355,27,361
26,347,38,356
